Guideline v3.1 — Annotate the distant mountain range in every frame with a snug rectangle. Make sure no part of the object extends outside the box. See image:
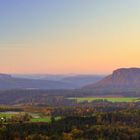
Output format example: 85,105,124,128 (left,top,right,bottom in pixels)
0,73,76,90
84,68,140,90
2,68,140,91
13,74,68,80
0,74,104,90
